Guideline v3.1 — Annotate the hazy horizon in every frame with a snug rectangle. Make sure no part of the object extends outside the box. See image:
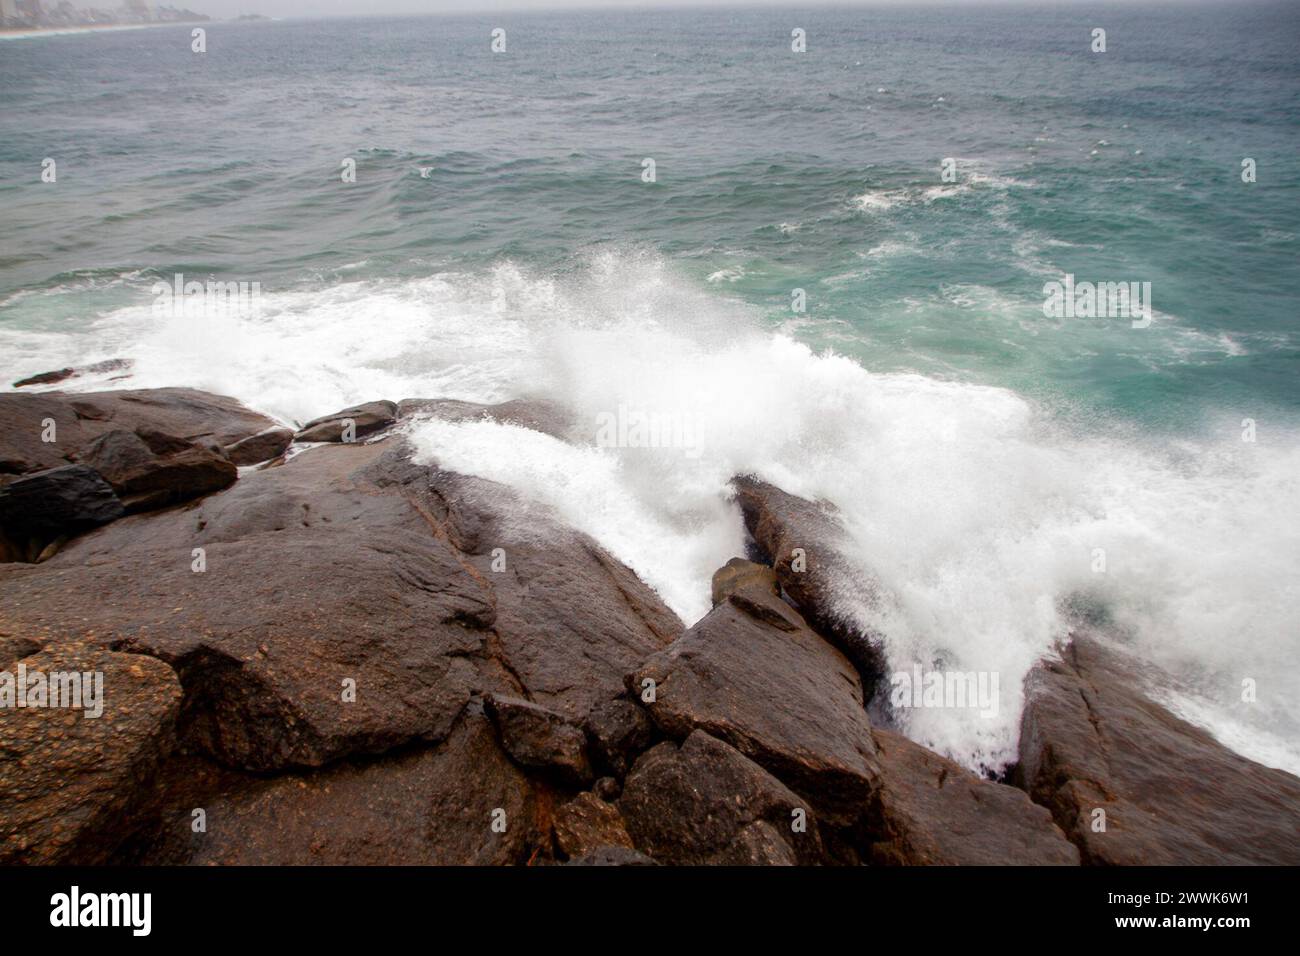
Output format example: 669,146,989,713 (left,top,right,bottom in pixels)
165,0,1282,25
